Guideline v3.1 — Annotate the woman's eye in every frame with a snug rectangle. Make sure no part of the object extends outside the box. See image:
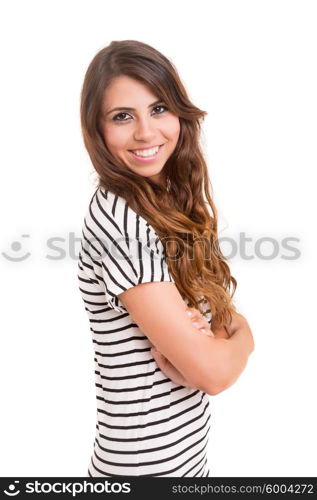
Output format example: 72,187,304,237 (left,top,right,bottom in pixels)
152,105,168,114
112,112,130,122
112,105,168,123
